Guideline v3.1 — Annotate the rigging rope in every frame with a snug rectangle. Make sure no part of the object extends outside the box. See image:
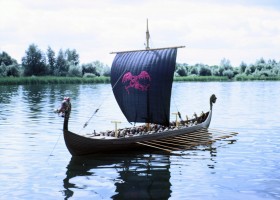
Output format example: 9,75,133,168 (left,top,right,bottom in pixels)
46,131,63,163
171,94,182,120
80,69,127,132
